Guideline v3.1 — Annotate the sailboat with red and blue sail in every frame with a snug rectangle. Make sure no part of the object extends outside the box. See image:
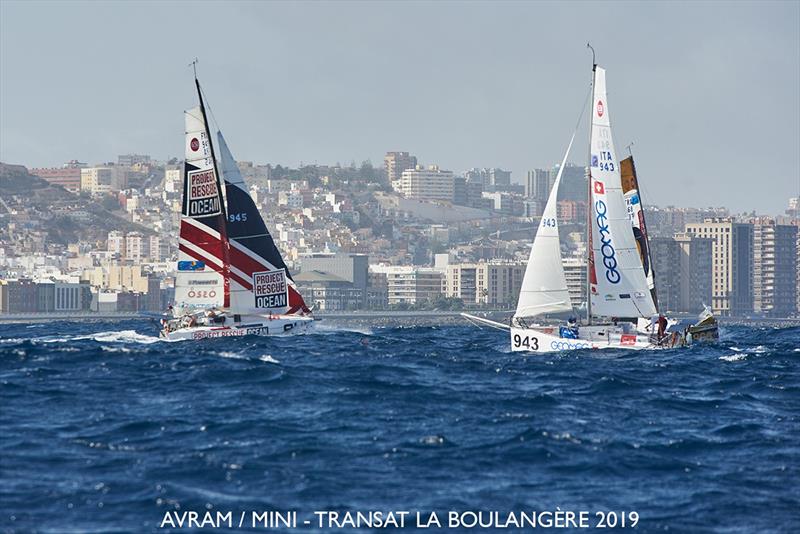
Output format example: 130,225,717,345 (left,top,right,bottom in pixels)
161,75,314,340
